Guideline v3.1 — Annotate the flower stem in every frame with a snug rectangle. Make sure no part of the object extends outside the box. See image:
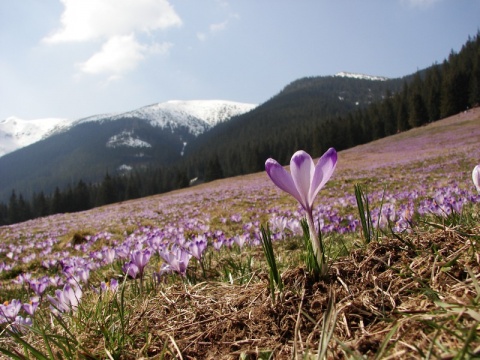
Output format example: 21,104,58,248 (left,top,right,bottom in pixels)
306,210,325,274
